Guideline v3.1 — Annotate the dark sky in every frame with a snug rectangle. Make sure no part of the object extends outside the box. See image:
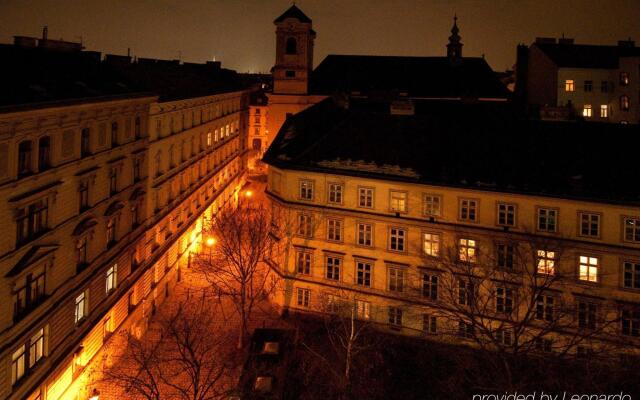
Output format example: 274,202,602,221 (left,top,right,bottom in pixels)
1,0,639,73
